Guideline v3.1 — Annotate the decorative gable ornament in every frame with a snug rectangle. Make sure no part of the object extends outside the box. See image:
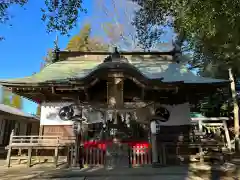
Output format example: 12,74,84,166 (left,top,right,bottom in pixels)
58,105,74,120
